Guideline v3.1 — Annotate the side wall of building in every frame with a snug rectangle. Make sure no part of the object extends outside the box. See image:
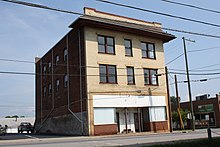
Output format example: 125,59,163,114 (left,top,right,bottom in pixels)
35,27,88,135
